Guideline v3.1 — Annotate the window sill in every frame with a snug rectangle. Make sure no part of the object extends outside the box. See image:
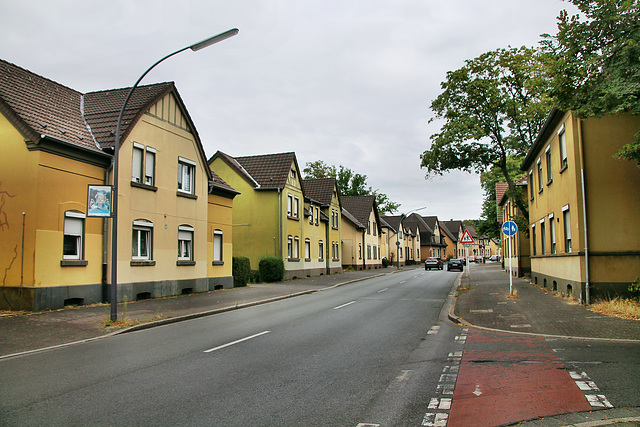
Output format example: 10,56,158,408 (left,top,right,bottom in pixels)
131,260,156,266
212,261,224,266
177,191,198,200
131,181,158,192
60,259,88,267
538,188,543,194
288,258,300,262
287,216,300,221
546,179,553,186
177,260,196,266
559,164,568,174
